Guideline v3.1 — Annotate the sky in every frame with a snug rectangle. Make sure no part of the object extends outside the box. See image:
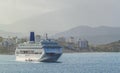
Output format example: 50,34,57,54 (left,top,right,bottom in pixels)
0,0,119,35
